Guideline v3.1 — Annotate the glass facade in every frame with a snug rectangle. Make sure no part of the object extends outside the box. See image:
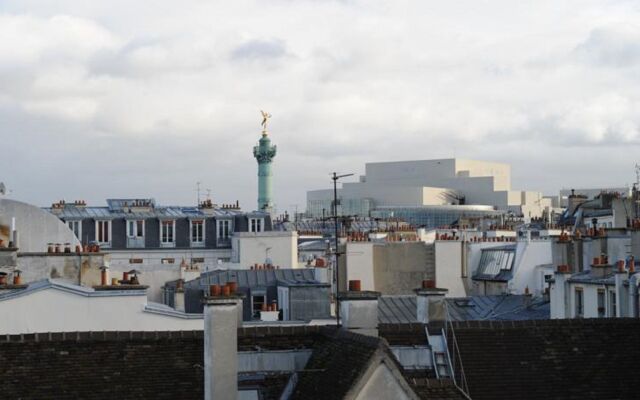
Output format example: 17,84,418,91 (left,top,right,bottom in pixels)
371,206,503,228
